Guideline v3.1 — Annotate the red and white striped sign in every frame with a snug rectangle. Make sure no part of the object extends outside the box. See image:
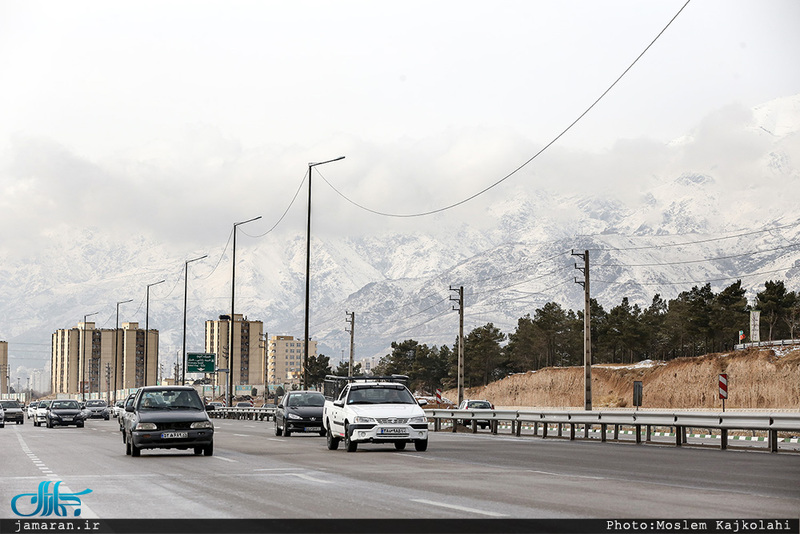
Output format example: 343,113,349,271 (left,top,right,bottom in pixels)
435,389,442,403
719,374,728,400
